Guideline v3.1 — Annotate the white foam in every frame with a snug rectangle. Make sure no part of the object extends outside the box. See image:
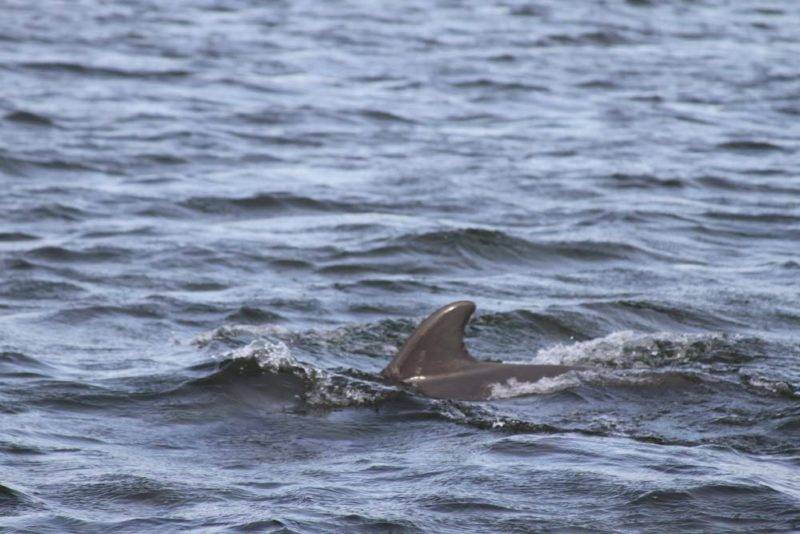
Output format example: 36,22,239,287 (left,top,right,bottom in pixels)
488,373,583,399
302,372,394,407
740,373,797,397
216,338,396,408
192,324,290,348
486,368,695,400
226,339,295,370
533,330,728,367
